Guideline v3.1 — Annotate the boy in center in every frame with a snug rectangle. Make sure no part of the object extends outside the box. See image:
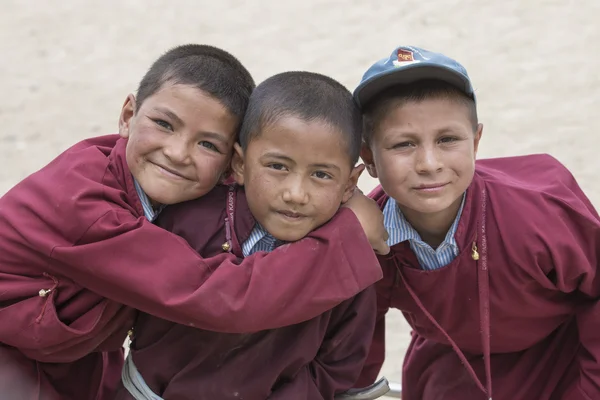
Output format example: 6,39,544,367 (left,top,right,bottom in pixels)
117,71,382,399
